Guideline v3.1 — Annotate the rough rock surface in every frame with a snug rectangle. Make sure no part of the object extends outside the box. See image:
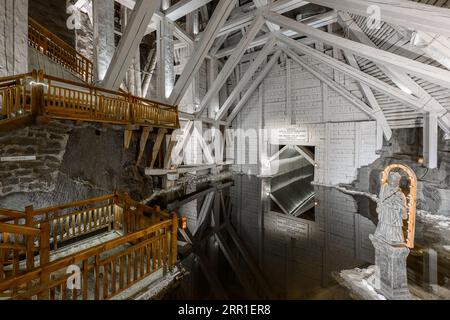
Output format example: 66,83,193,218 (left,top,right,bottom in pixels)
352,128,450,216
0,121,153,211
